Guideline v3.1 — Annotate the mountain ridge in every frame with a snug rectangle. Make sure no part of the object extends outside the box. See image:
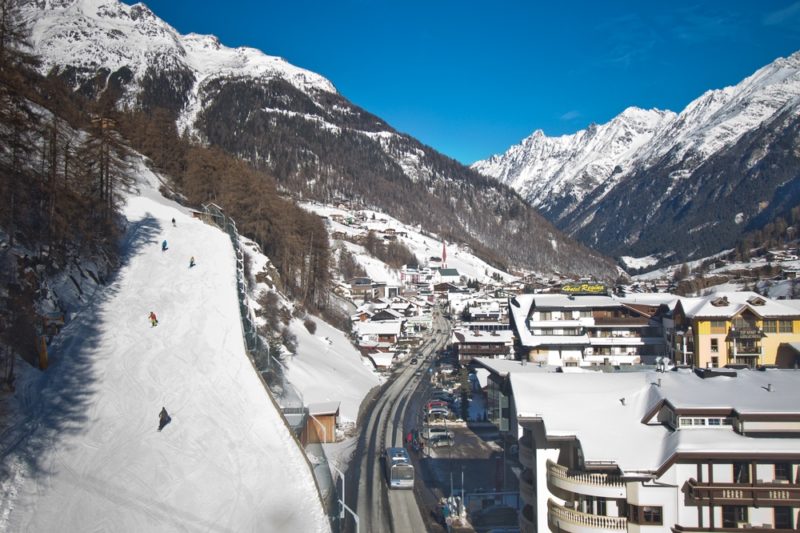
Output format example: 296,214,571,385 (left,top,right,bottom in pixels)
22,0,620,279
473,49,800,264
